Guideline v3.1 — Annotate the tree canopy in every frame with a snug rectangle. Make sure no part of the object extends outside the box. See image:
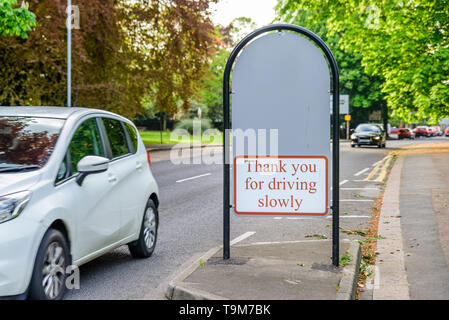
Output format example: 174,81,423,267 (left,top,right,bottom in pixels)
0,0,36,38
199,18,258,126
0,0,217,119
276,0,449,123
275,4,386,125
